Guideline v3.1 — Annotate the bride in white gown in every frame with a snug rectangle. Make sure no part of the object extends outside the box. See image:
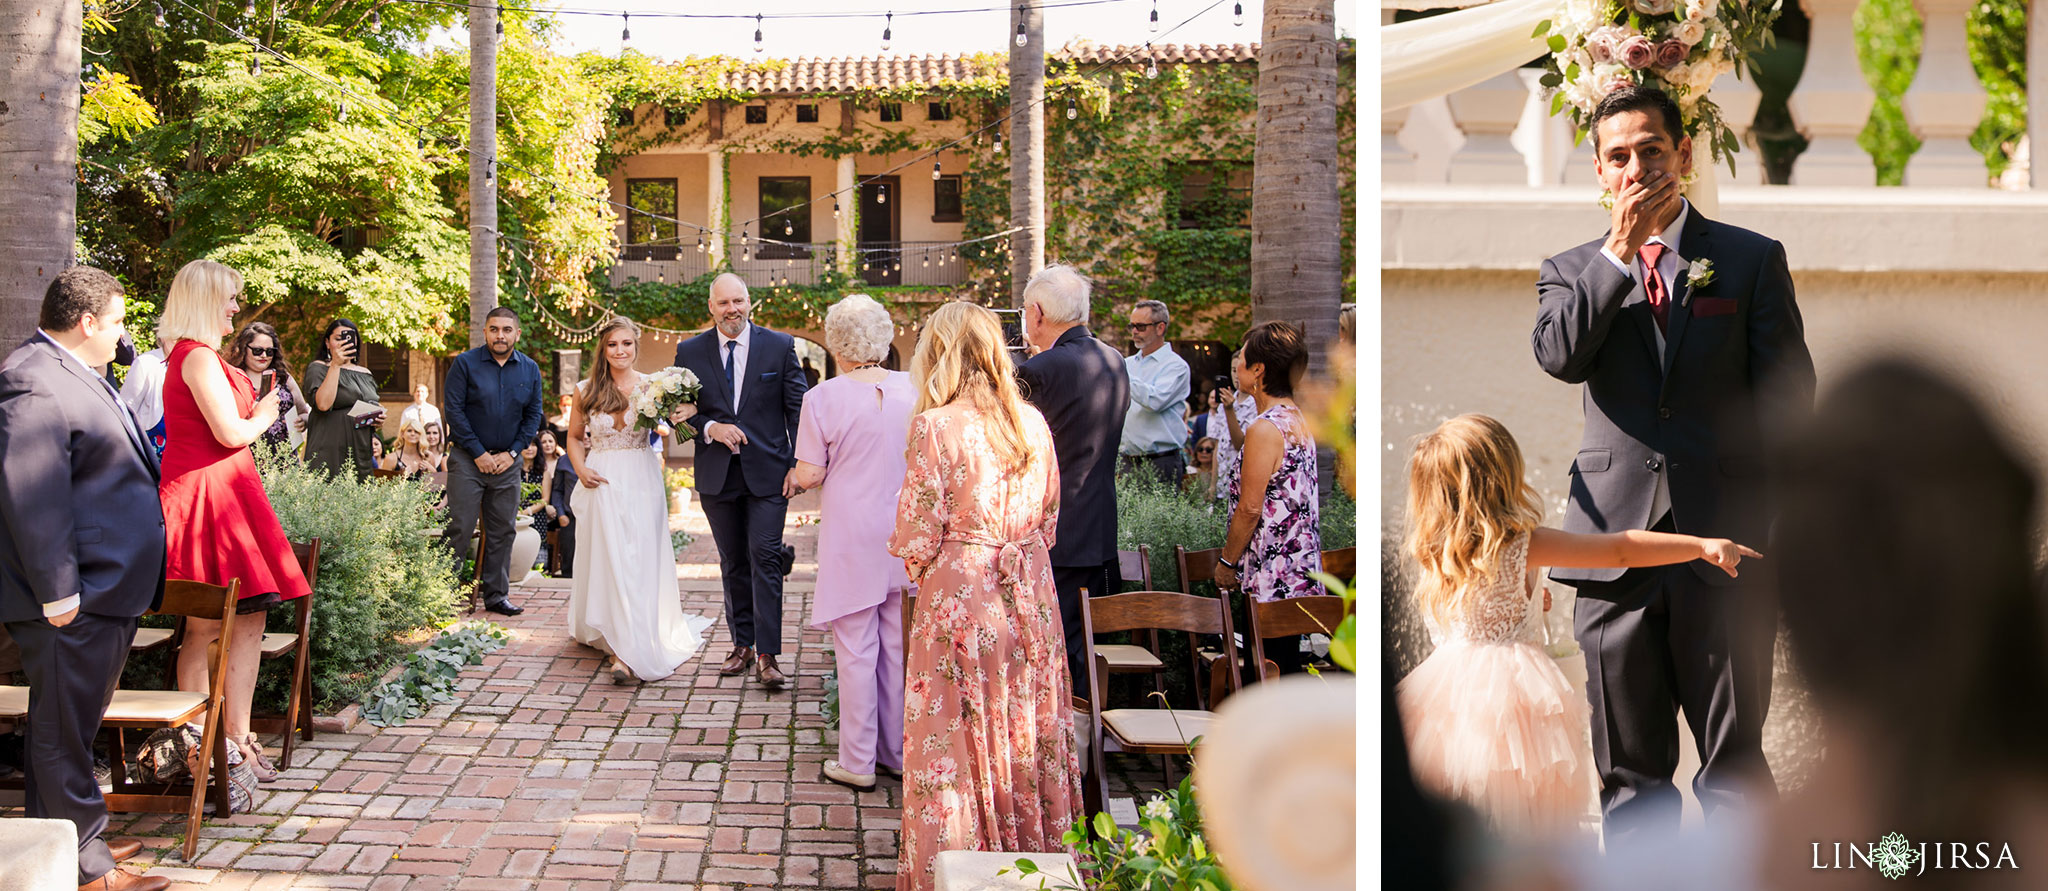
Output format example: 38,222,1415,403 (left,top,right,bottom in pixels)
564,316,713,683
